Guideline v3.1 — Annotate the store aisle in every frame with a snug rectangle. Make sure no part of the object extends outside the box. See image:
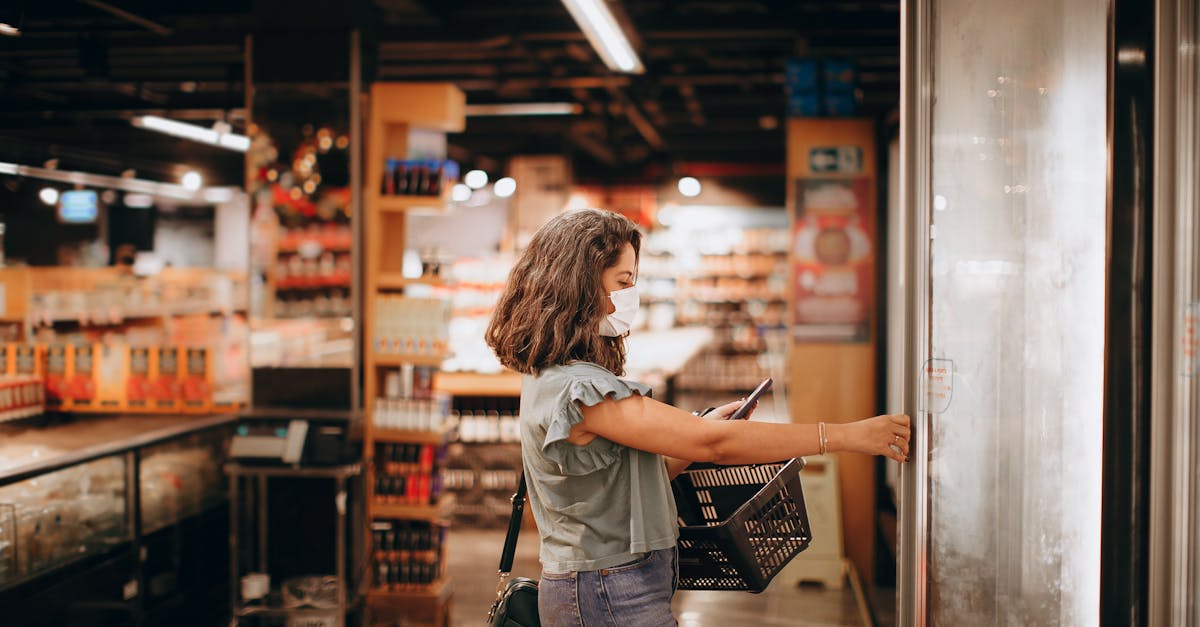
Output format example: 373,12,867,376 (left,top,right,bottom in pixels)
446,529,882,627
